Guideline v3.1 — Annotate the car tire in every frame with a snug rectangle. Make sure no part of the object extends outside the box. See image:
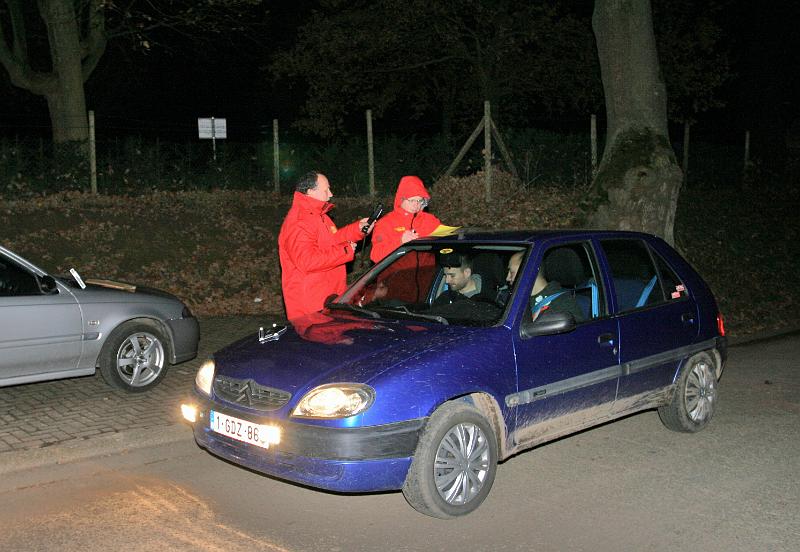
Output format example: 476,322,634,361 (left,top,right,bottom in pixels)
99,320,170,393
402,401,498,519
658,351,718,432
